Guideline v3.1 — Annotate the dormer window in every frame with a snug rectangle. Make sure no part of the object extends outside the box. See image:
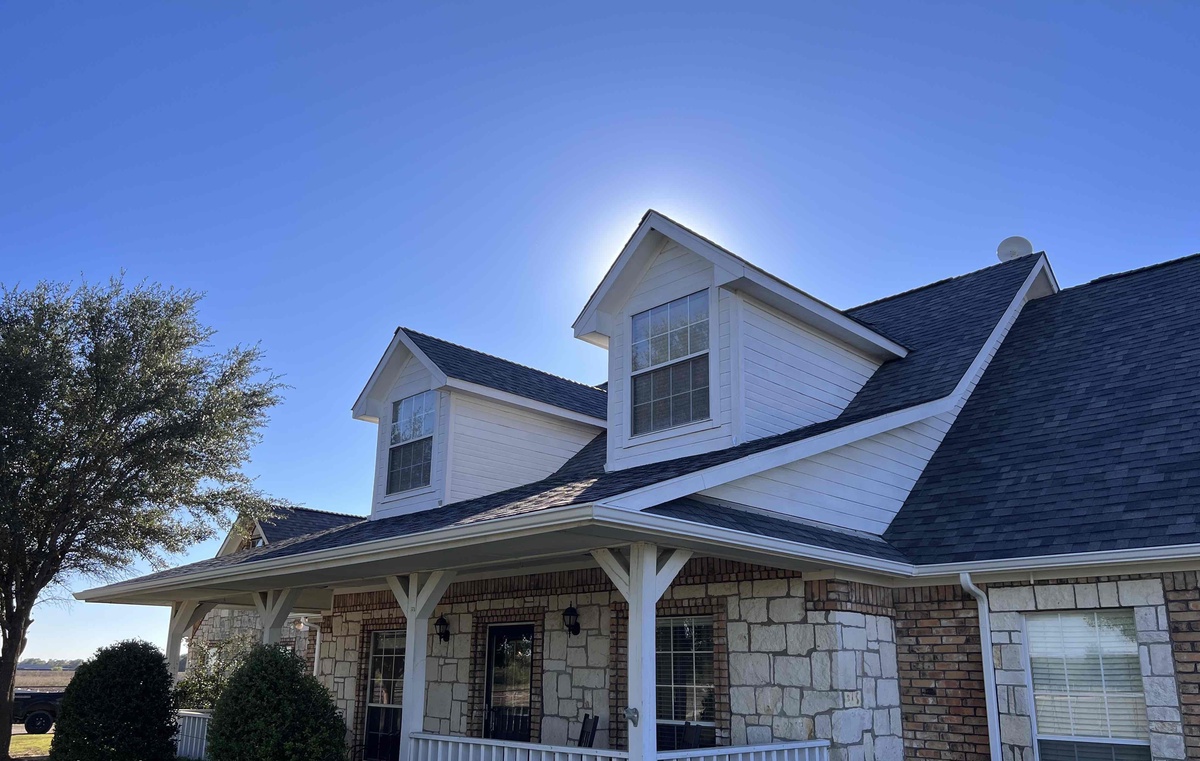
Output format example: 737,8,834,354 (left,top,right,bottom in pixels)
387,390,436,494
631,290,710,436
